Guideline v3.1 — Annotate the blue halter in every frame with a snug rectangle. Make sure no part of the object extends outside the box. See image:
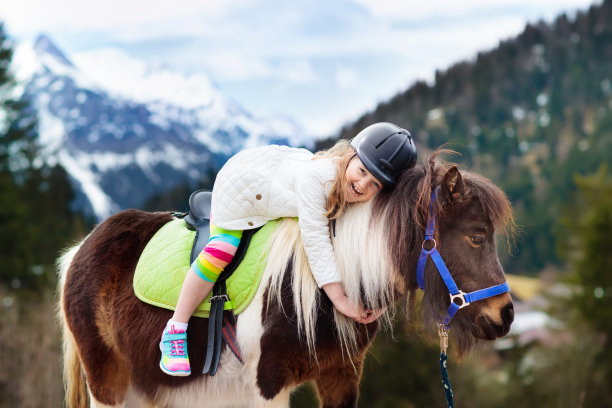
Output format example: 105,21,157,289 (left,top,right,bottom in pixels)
416,187,510,329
